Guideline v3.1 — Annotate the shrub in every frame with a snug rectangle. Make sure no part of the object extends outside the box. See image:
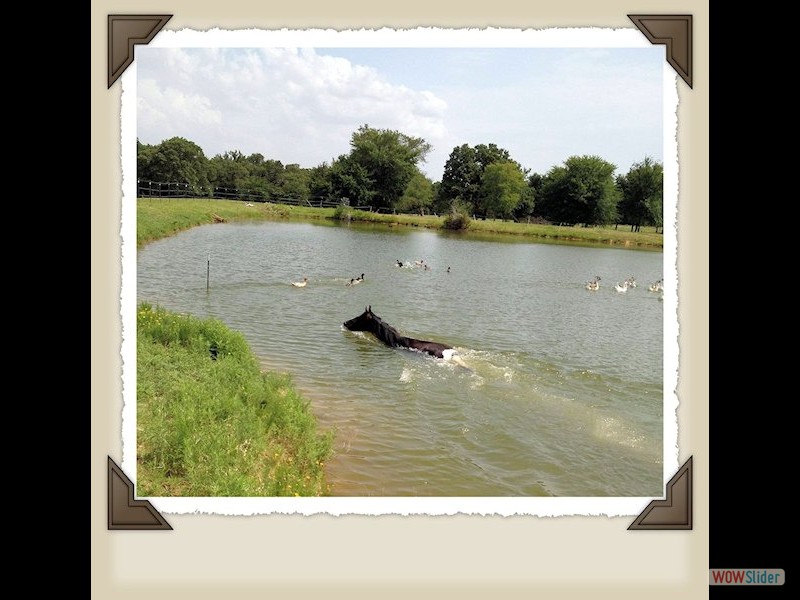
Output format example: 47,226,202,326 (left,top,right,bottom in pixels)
442,202,472,230
333,204,353,221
